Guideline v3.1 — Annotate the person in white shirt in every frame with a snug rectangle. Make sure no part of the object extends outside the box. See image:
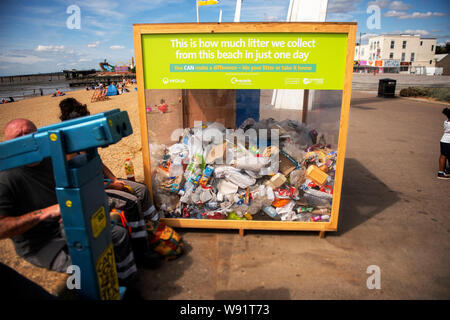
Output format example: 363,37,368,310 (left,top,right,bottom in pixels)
438,108,450,179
